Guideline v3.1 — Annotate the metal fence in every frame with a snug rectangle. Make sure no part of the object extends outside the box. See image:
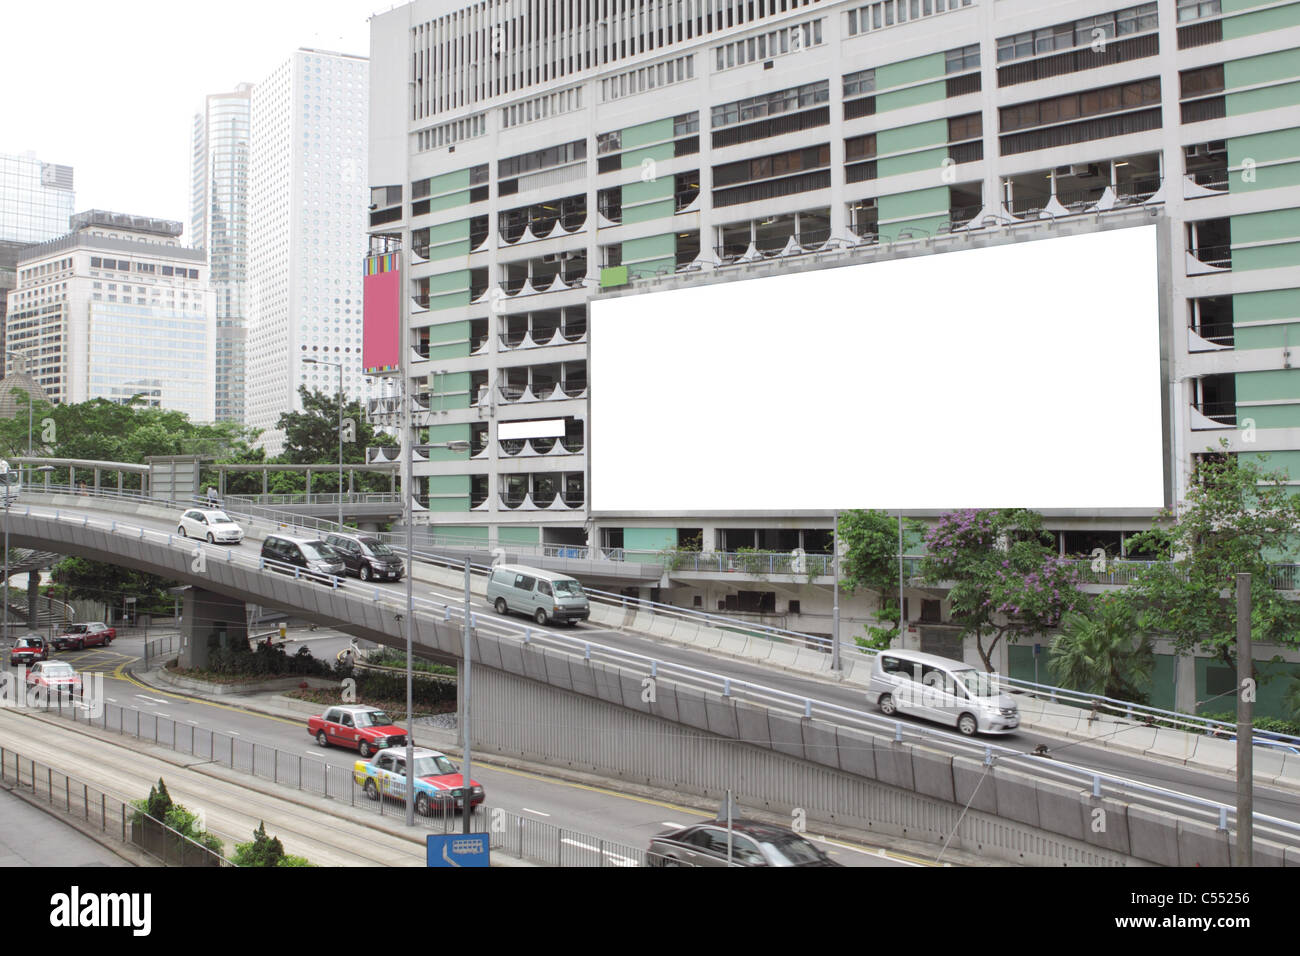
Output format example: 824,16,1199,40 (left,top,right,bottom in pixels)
30,693,678,866
0,742,231,866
